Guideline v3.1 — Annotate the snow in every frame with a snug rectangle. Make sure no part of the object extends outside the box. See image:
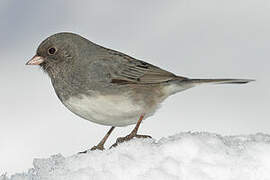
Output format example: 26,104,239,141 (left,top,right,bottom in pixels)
2,132,270,180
